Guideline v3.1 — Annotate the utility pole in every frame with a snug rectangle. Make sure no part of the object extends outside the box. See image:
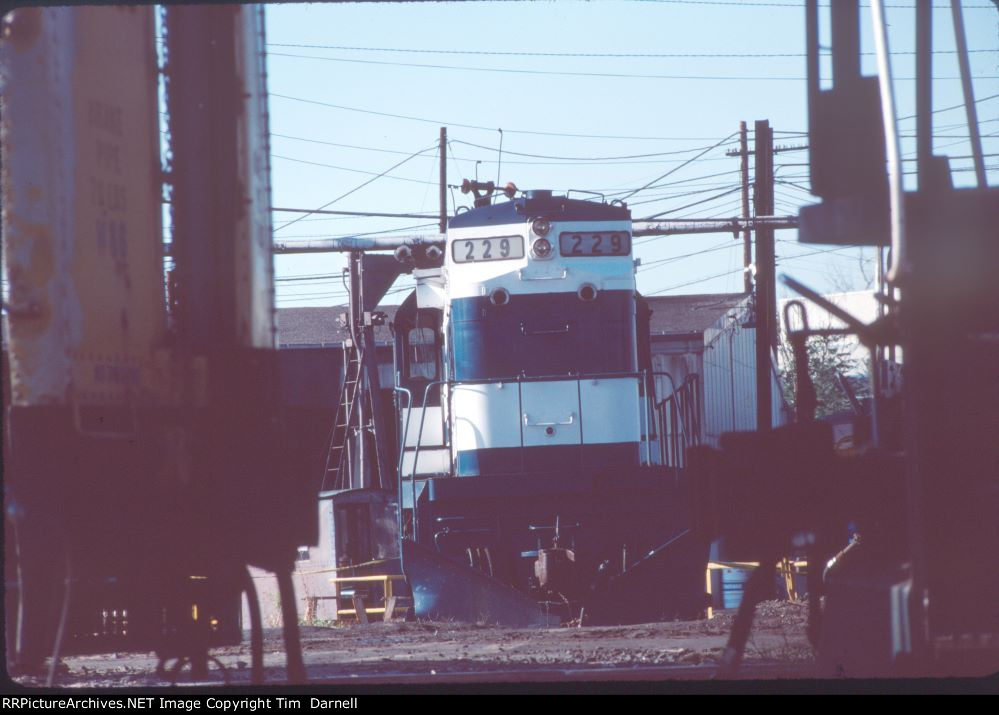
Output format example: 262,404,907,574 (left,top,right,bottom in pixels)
439,126,448,234
740,121,752,293
754,119,776,432
726,122,804,294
